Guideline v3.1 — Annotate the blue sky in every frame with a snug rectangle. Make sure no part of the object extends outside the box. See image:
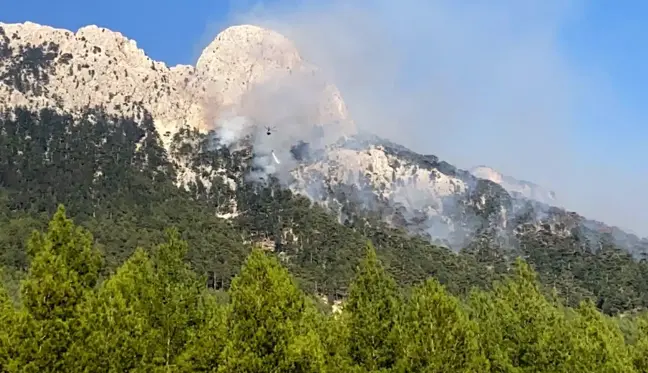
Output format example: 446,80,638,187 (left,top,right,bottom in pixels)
2,1,648,233
560,2,648,169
